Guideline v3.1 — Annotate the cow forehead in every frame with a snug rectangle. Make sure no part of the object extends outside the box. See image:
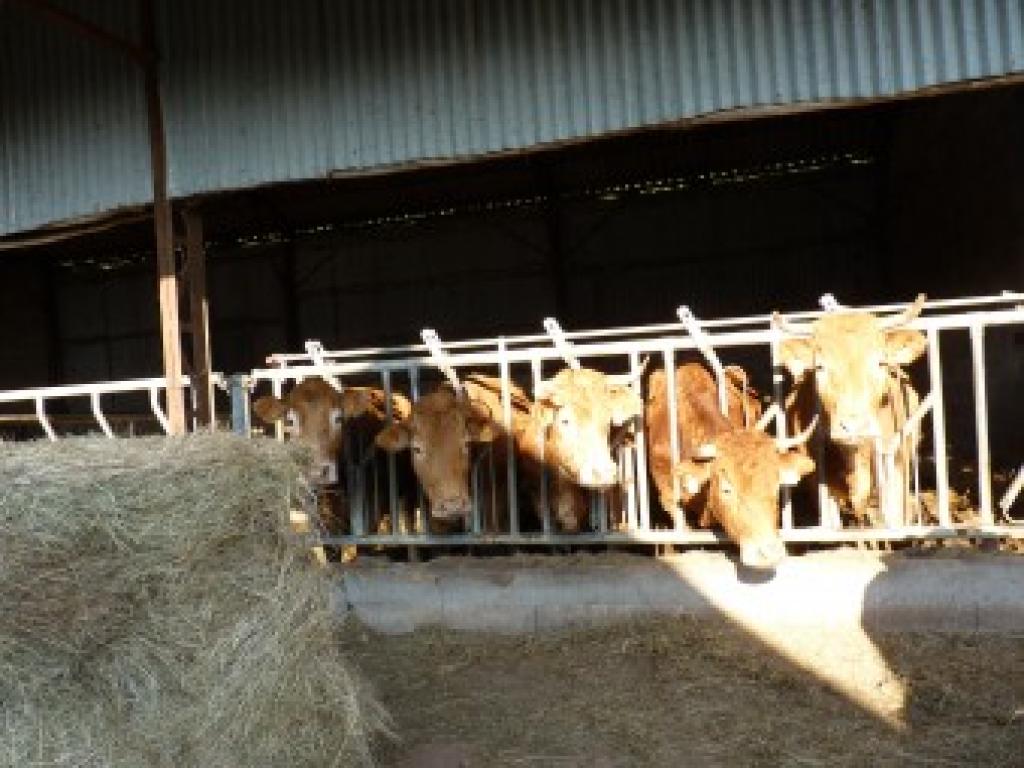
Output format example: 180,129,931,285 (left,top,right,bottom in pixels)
813,313,884,354
546,368,620,411
287,377,338,407
712,432,782,482
405,392,473,438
